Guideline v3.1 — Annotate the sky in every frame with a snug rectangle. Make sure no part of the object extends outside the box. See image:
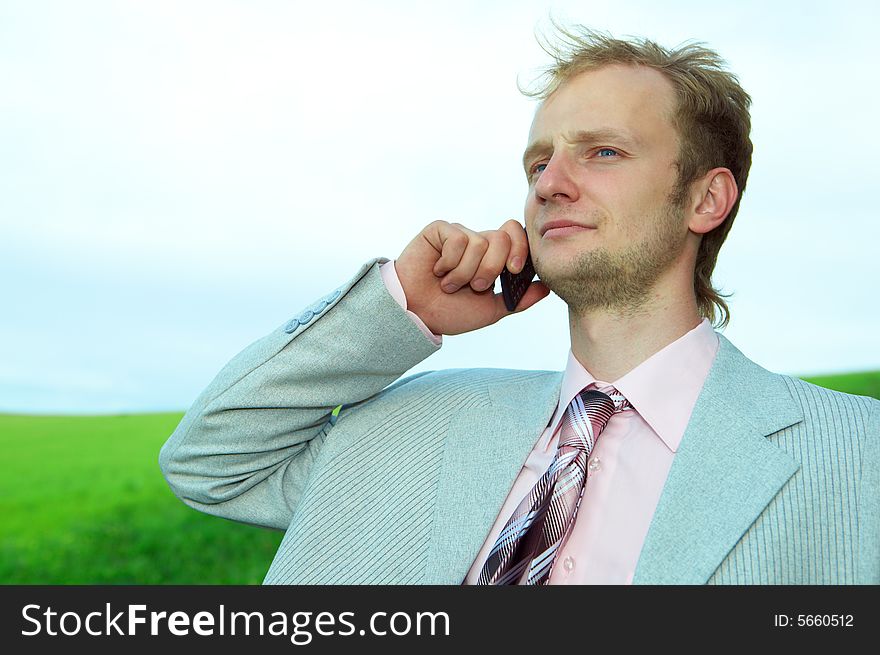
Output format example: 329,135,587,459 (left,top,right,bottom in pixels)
1,0,878,414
